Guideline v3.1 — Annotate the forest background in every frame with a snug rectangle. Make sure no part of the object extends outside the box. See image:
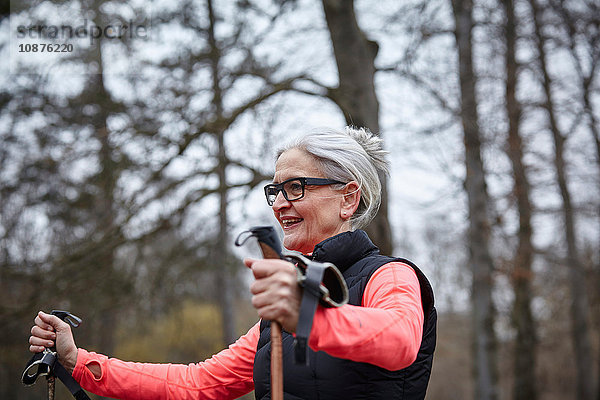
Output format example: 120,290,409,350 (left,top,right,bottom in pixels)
1,0,599,399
